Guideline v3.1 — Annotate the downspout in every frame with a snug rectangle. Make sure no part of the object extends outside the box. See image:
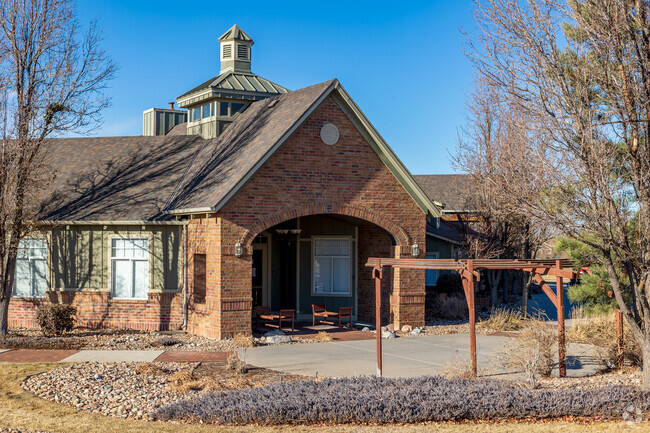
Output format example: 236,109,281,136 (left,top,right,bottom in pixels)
181,223,189,330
